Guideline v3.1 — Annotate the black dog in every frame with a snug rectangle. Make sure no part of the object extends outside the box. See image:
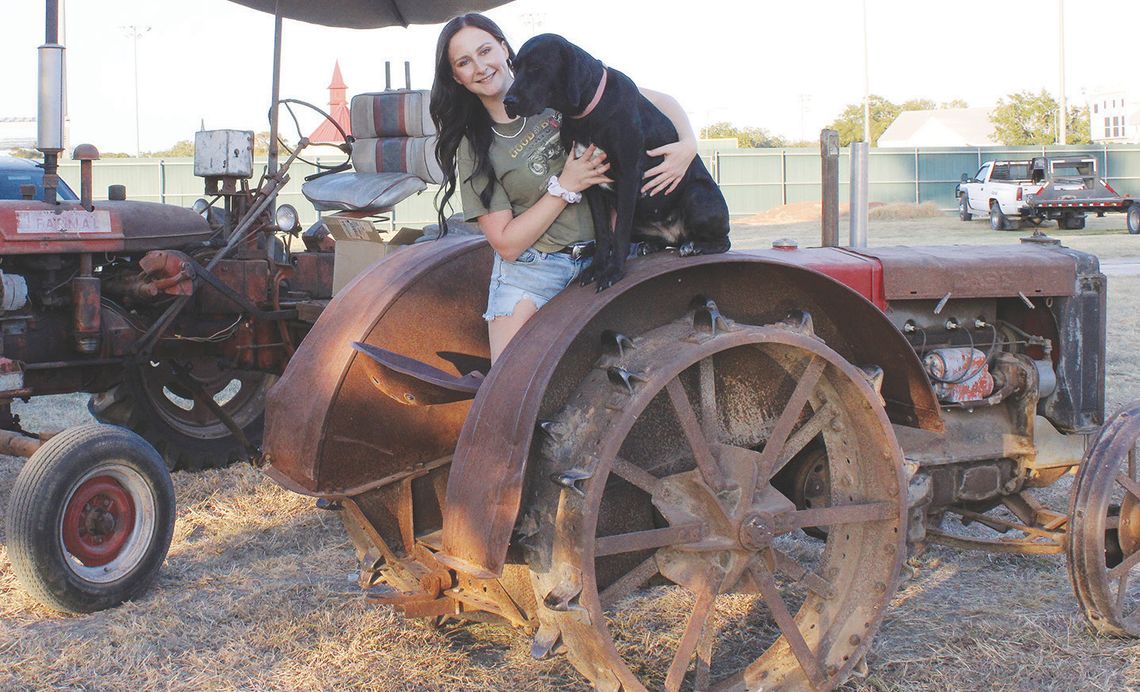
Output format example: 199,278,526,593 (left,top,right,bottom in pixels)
504,34,730,290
